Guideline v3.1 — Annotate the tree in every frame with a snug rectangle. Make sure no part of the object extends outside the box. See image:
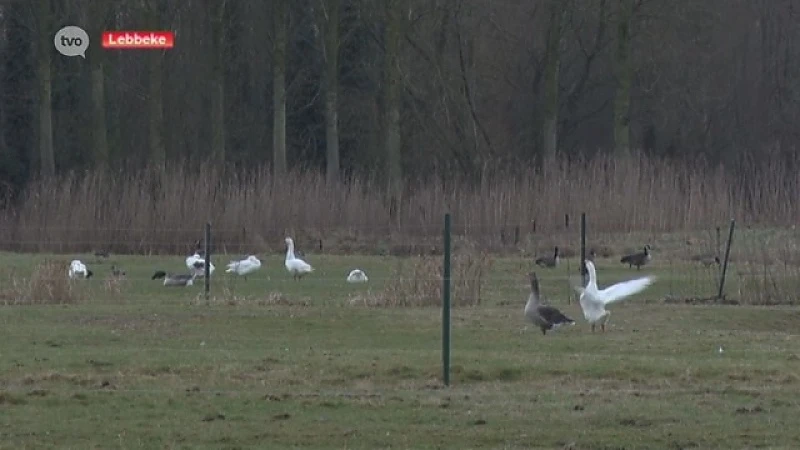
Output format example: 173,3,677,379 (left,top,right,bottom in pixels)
208,0,227,164
88,0,110,166
542,0,566,159
146,0,167,165
317,0,341,183
612,0,635,155
35,0,54,177
383,0,403,219
272,0,288,174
